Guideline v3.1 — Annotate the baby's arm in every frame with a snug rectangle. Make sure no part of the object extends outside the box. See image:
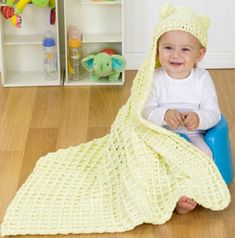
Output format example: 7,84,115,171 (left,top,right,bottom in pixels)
194,72,221,130
142,81,169,126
